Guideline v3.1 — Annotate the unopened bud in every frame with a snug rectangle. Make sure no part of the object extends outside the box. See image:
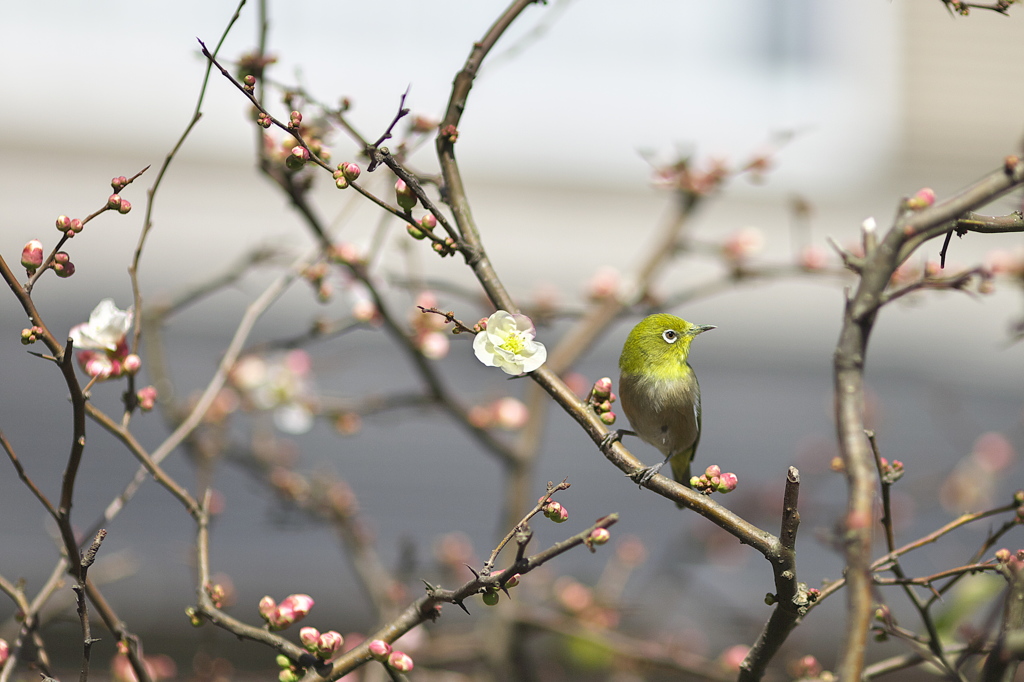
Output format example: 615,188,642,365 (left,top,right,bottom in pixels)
368,639,392,661
341,162,360,182
590,528,611,545
118,199,132,215
137,386,158,411
395,179,417,211
906,187,936,210
419,213,437,230
21,240,43,272
107,194,123,210
388,651,414,672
